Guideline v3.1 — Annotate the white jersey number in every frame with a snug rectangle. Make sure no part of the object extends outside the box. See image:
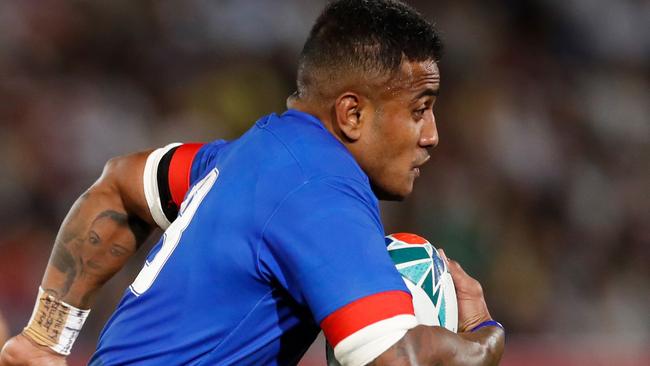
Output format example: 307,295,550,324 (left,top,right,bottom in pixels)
130,169,219,296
